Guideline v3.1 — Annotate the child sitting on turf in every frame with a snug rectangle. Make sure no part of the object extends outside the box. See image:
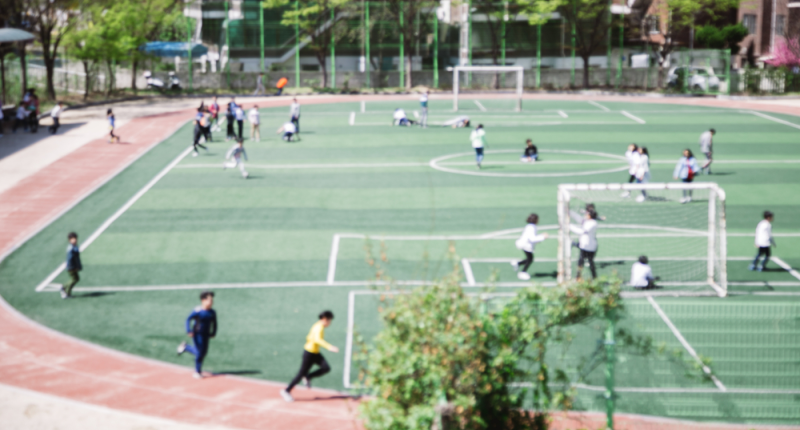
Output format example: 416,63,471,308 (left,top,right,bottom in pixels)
277,121,298,142
521,139,538,163
630,256,660,290
178,291,217,379
443,115,470,128
223,138,249,179
392,108,415,126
